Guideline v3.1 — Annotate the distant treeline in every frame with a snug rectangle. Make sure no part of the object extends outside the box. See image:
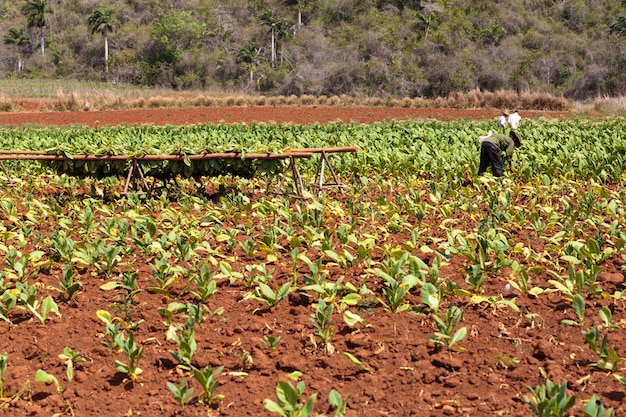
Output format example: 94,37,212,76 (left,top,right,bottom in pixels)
0,0,625,100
